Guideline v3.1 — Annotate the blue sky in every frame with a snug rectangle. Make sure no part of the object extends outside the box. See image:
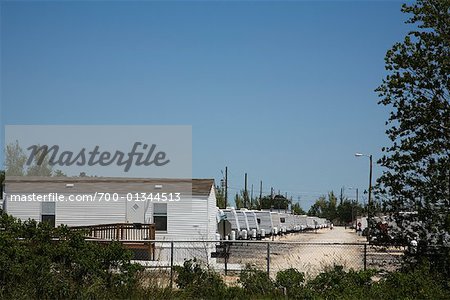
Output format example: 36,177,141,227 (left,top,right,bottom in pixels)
1,1,411,209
